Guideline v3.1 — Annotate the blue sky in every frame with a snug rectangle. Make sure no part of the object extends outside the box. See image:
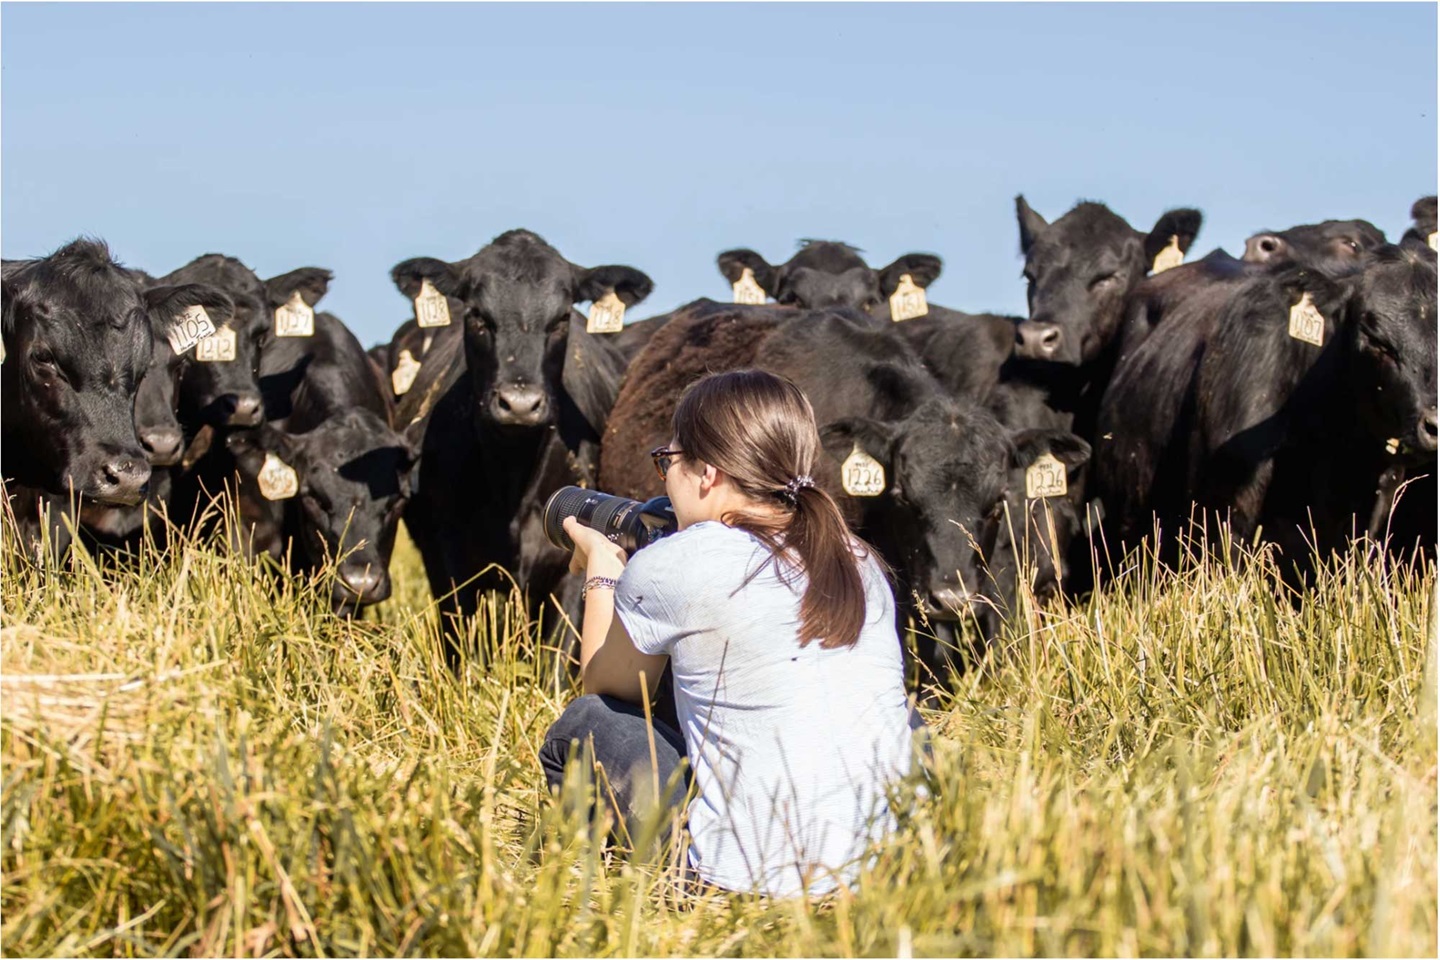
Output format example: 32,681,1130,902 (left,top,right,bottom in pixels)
3,2,1435,346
